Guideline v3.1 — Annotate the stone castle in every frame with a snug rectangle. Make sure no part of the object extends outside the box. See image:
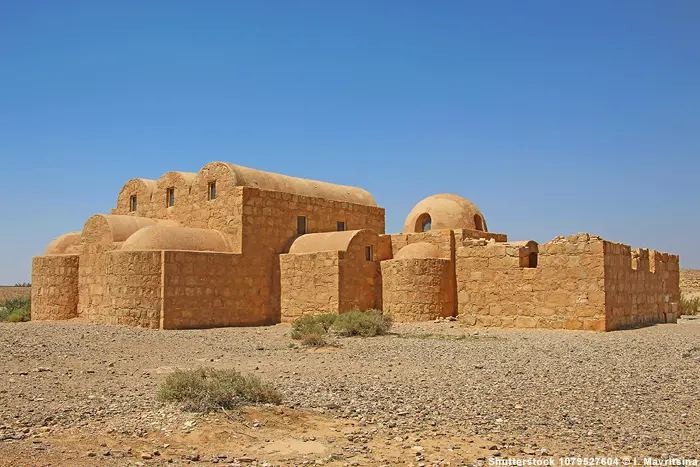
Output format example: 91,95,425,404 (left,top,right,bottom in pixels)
31,162,681,331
